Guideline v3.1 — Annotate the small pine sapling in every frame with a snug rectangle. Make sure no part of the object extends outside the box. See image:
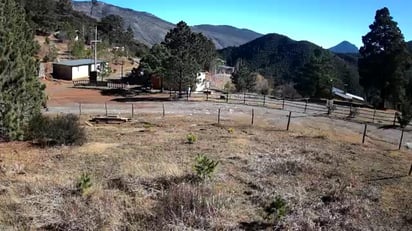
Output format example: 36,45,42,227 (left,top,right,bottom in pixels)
194,154,219,180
